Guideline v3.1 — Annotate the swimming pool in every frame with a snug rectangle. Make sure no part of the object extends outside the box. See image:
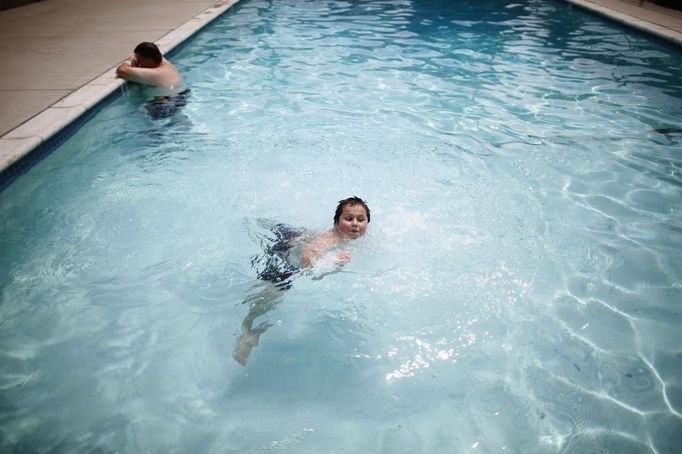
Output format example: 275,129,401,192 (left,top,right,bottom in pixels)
1,0,681,451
